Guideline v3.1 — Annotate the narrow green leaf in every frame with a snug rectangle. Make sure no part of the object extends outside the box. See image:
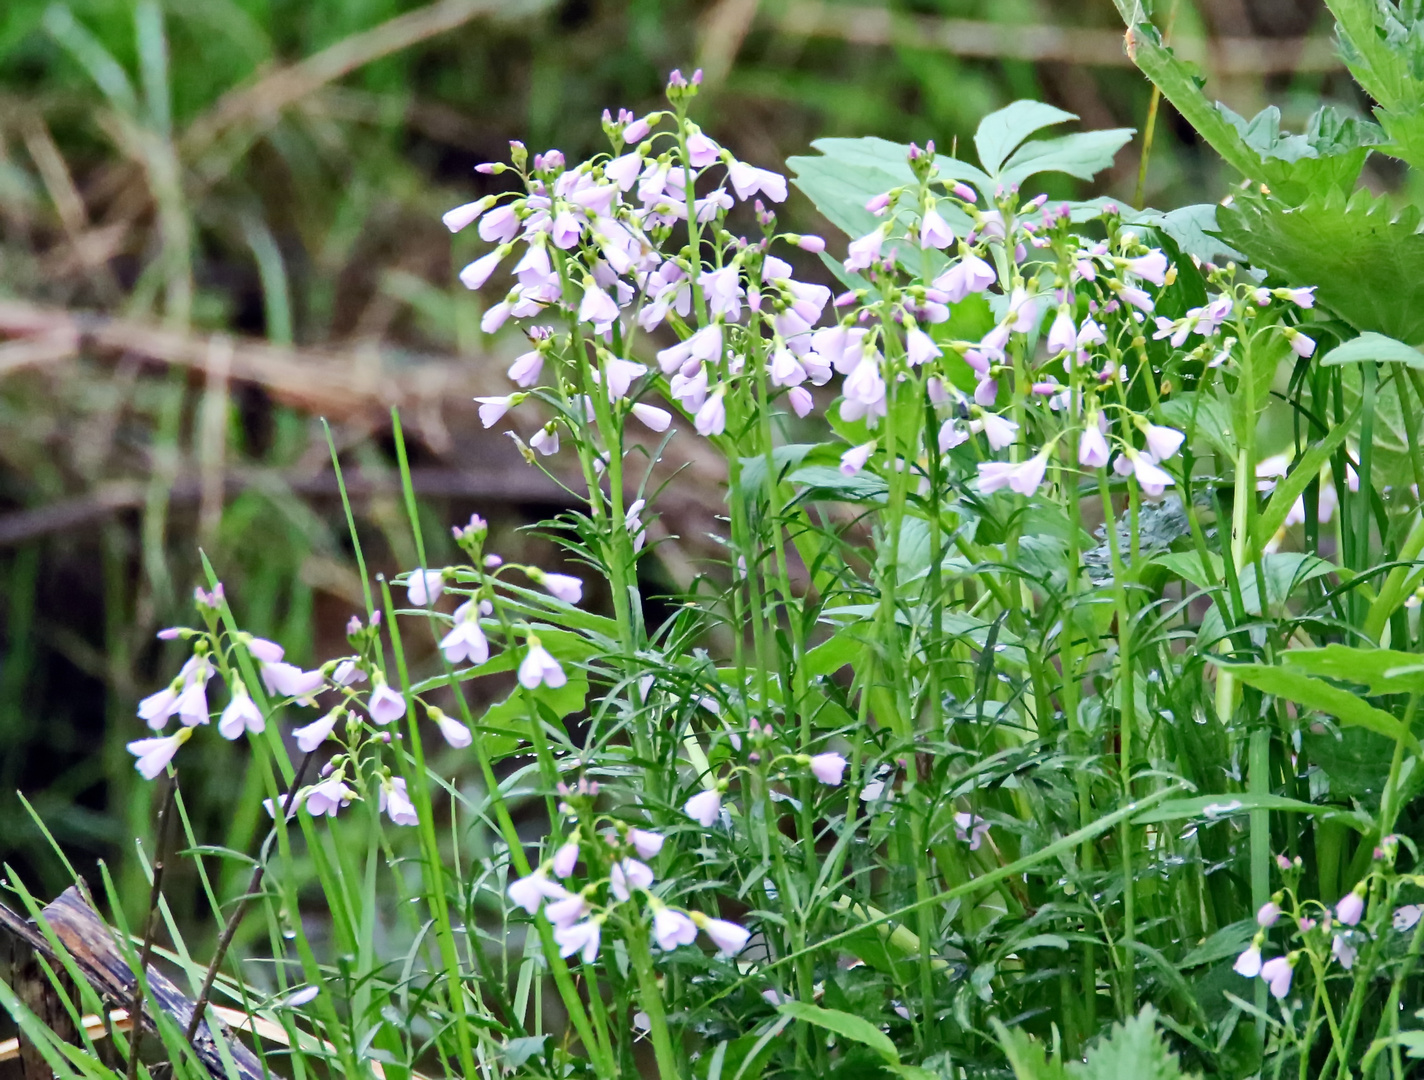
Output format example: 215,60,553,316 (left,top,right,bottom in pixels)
1210,659,1420,751
777,1001,898,1065
1255,402,1361,547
